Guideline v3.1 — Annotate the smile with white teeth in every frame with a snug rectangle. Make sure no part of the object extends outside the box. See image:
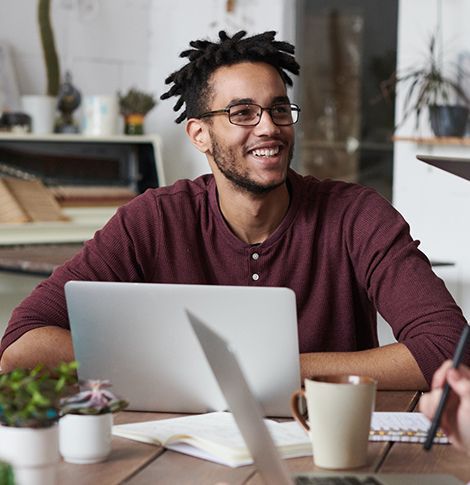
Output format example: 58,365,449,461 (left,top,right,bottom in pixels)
251,146,280,157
